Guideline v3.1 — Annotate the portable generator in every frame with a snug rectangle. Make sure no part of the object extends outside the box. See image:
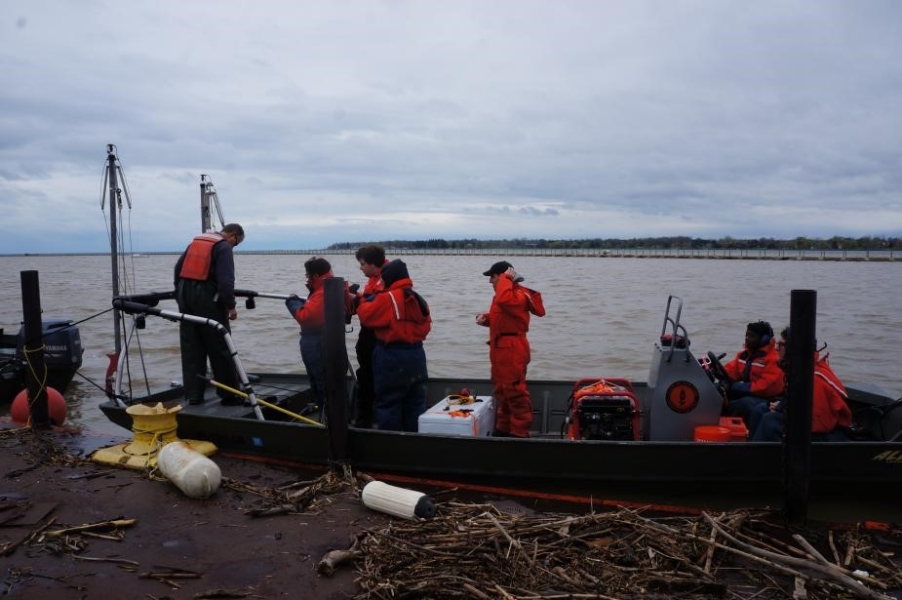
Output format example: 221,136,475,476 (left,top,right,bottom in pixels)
565,377,640,441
